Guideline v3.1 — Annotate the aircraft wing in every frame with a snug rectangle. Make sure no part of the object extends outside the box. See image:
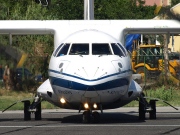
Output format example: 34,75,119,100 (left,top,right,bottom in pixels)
0,20,179,48
0,20,54,35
